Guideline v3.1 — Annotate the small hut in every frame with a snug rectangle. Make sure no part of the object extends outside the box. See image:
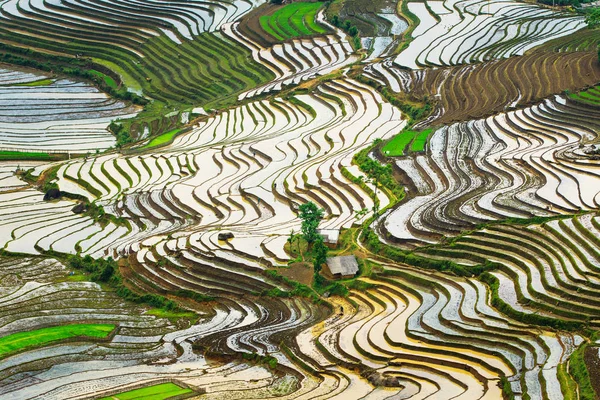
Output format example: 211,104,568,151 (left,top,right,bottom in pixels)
323,256,358,280
318,229,340,248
